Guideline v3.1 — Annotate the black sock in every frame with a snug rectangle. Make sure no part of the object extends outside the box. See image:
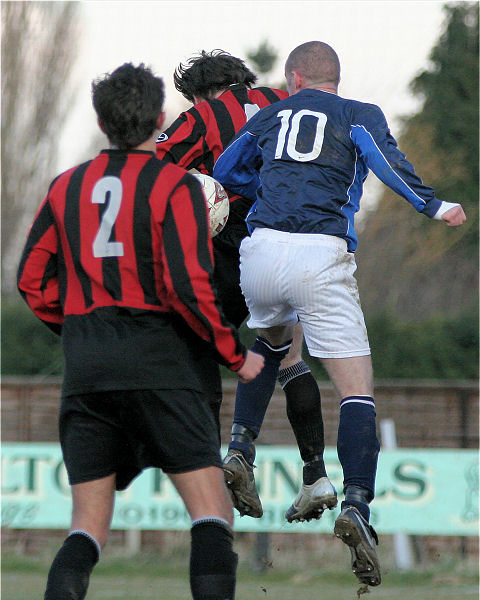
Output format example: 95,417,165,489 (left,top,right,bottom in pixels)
303,458,327,485
190,521,237,600
44,532,100,600
280,364,326,481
